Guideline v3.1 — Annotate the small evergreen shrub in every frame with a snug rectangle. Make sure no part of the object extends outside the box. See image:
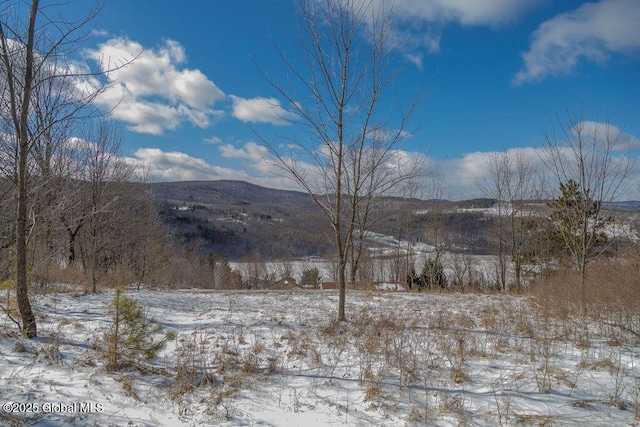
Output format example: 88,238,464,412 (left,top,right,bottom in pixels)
405,260,448,291
104,287,166,370
421,258,448,290
405,266,424,291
